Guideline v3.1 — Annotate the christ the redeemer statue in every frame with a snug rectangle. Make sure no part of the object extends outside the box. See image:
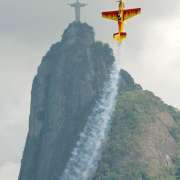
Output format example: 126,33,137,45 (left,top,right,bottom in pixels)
69,0,87,22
